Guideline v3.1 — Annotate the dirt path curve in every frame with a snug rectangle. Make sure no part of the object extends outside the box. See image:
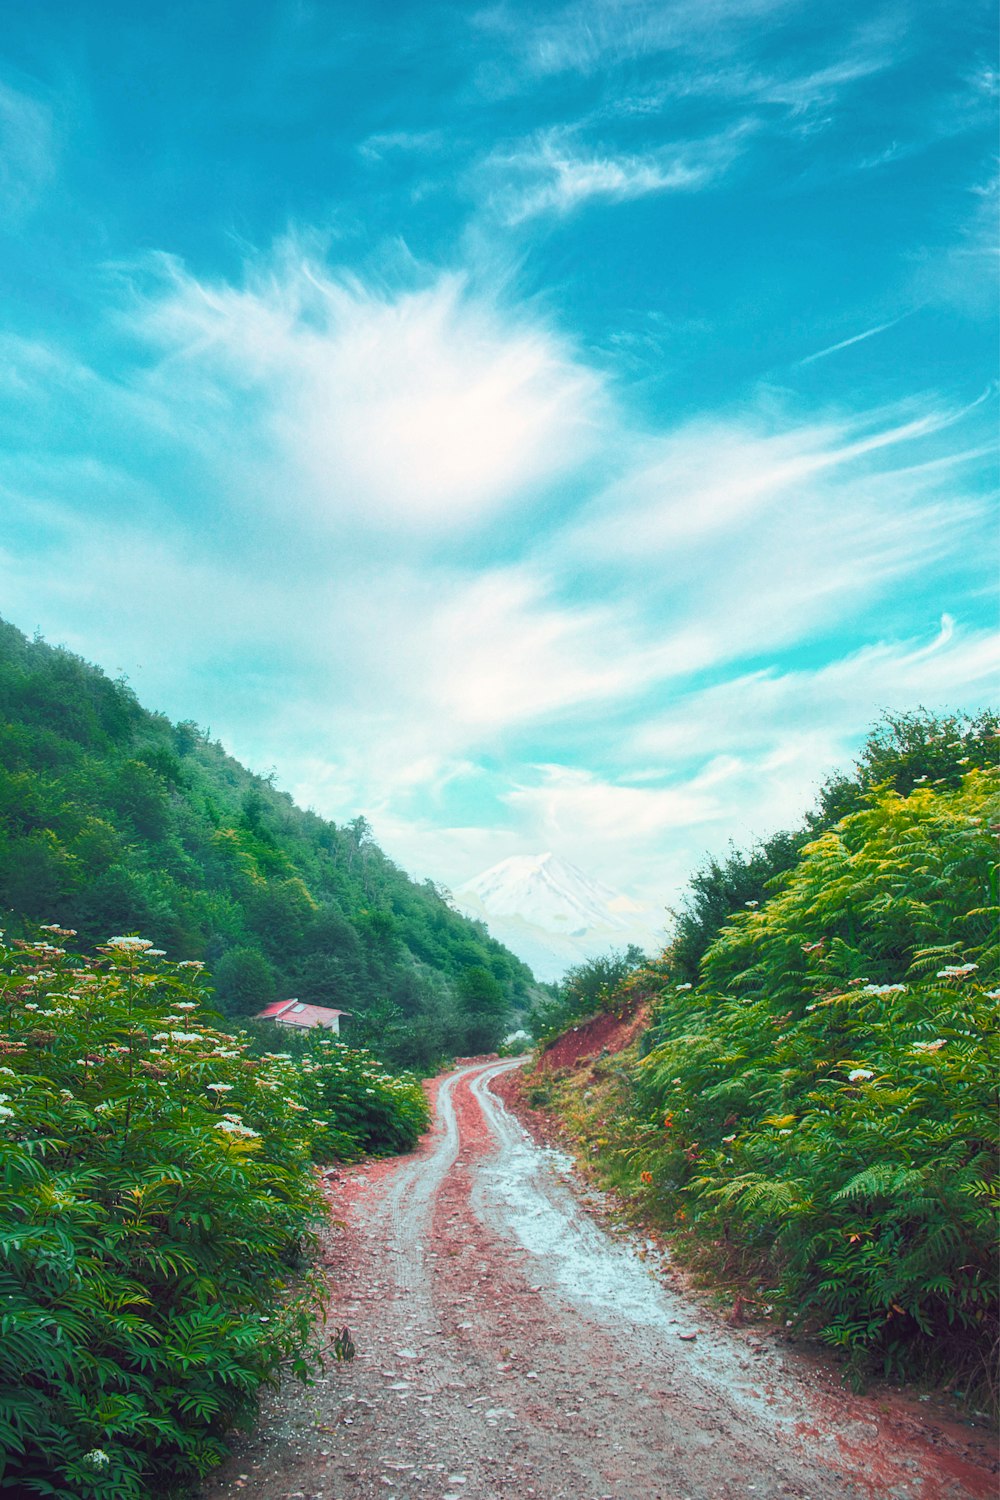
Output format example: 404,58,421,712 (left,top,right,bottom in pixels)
200,1059,997,1500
